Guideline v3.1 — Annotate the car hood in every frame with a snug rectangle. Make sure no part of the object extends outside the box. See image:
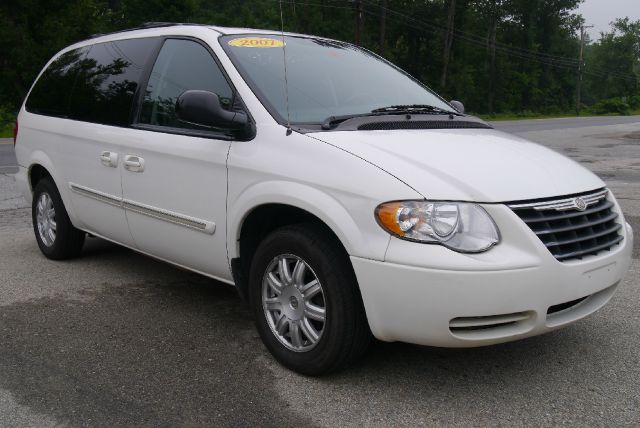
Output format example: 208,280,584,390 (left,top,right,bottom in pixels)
307,128,604,202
